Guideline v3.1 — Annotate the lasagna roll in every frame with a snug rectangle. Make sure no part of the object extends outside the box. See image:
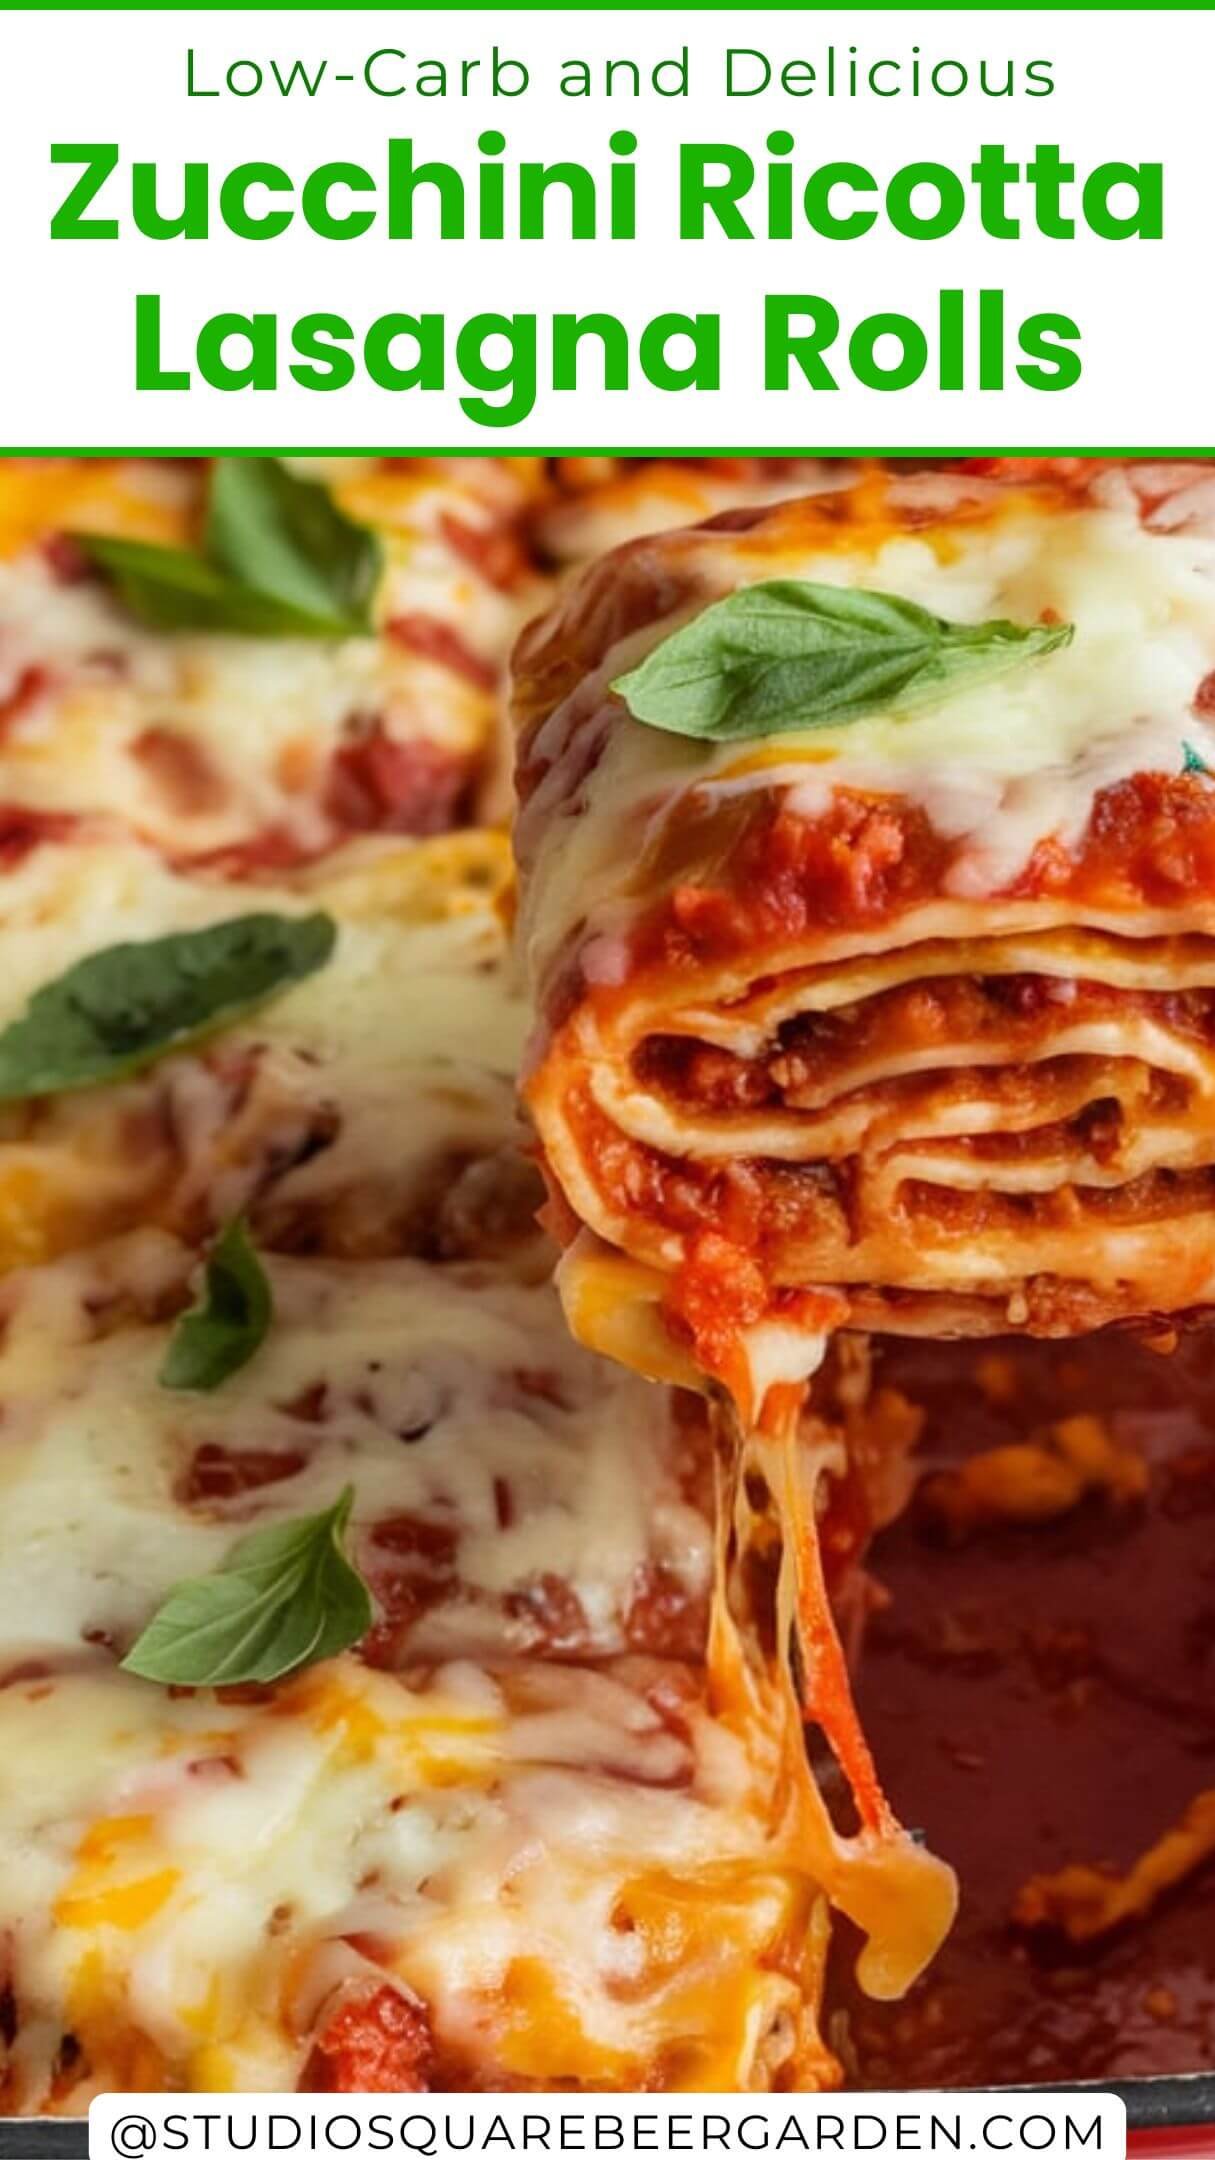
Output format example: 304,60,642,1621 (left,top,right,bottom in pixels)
514,458,1215,1410
0,456,545,870
535,459,844,570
